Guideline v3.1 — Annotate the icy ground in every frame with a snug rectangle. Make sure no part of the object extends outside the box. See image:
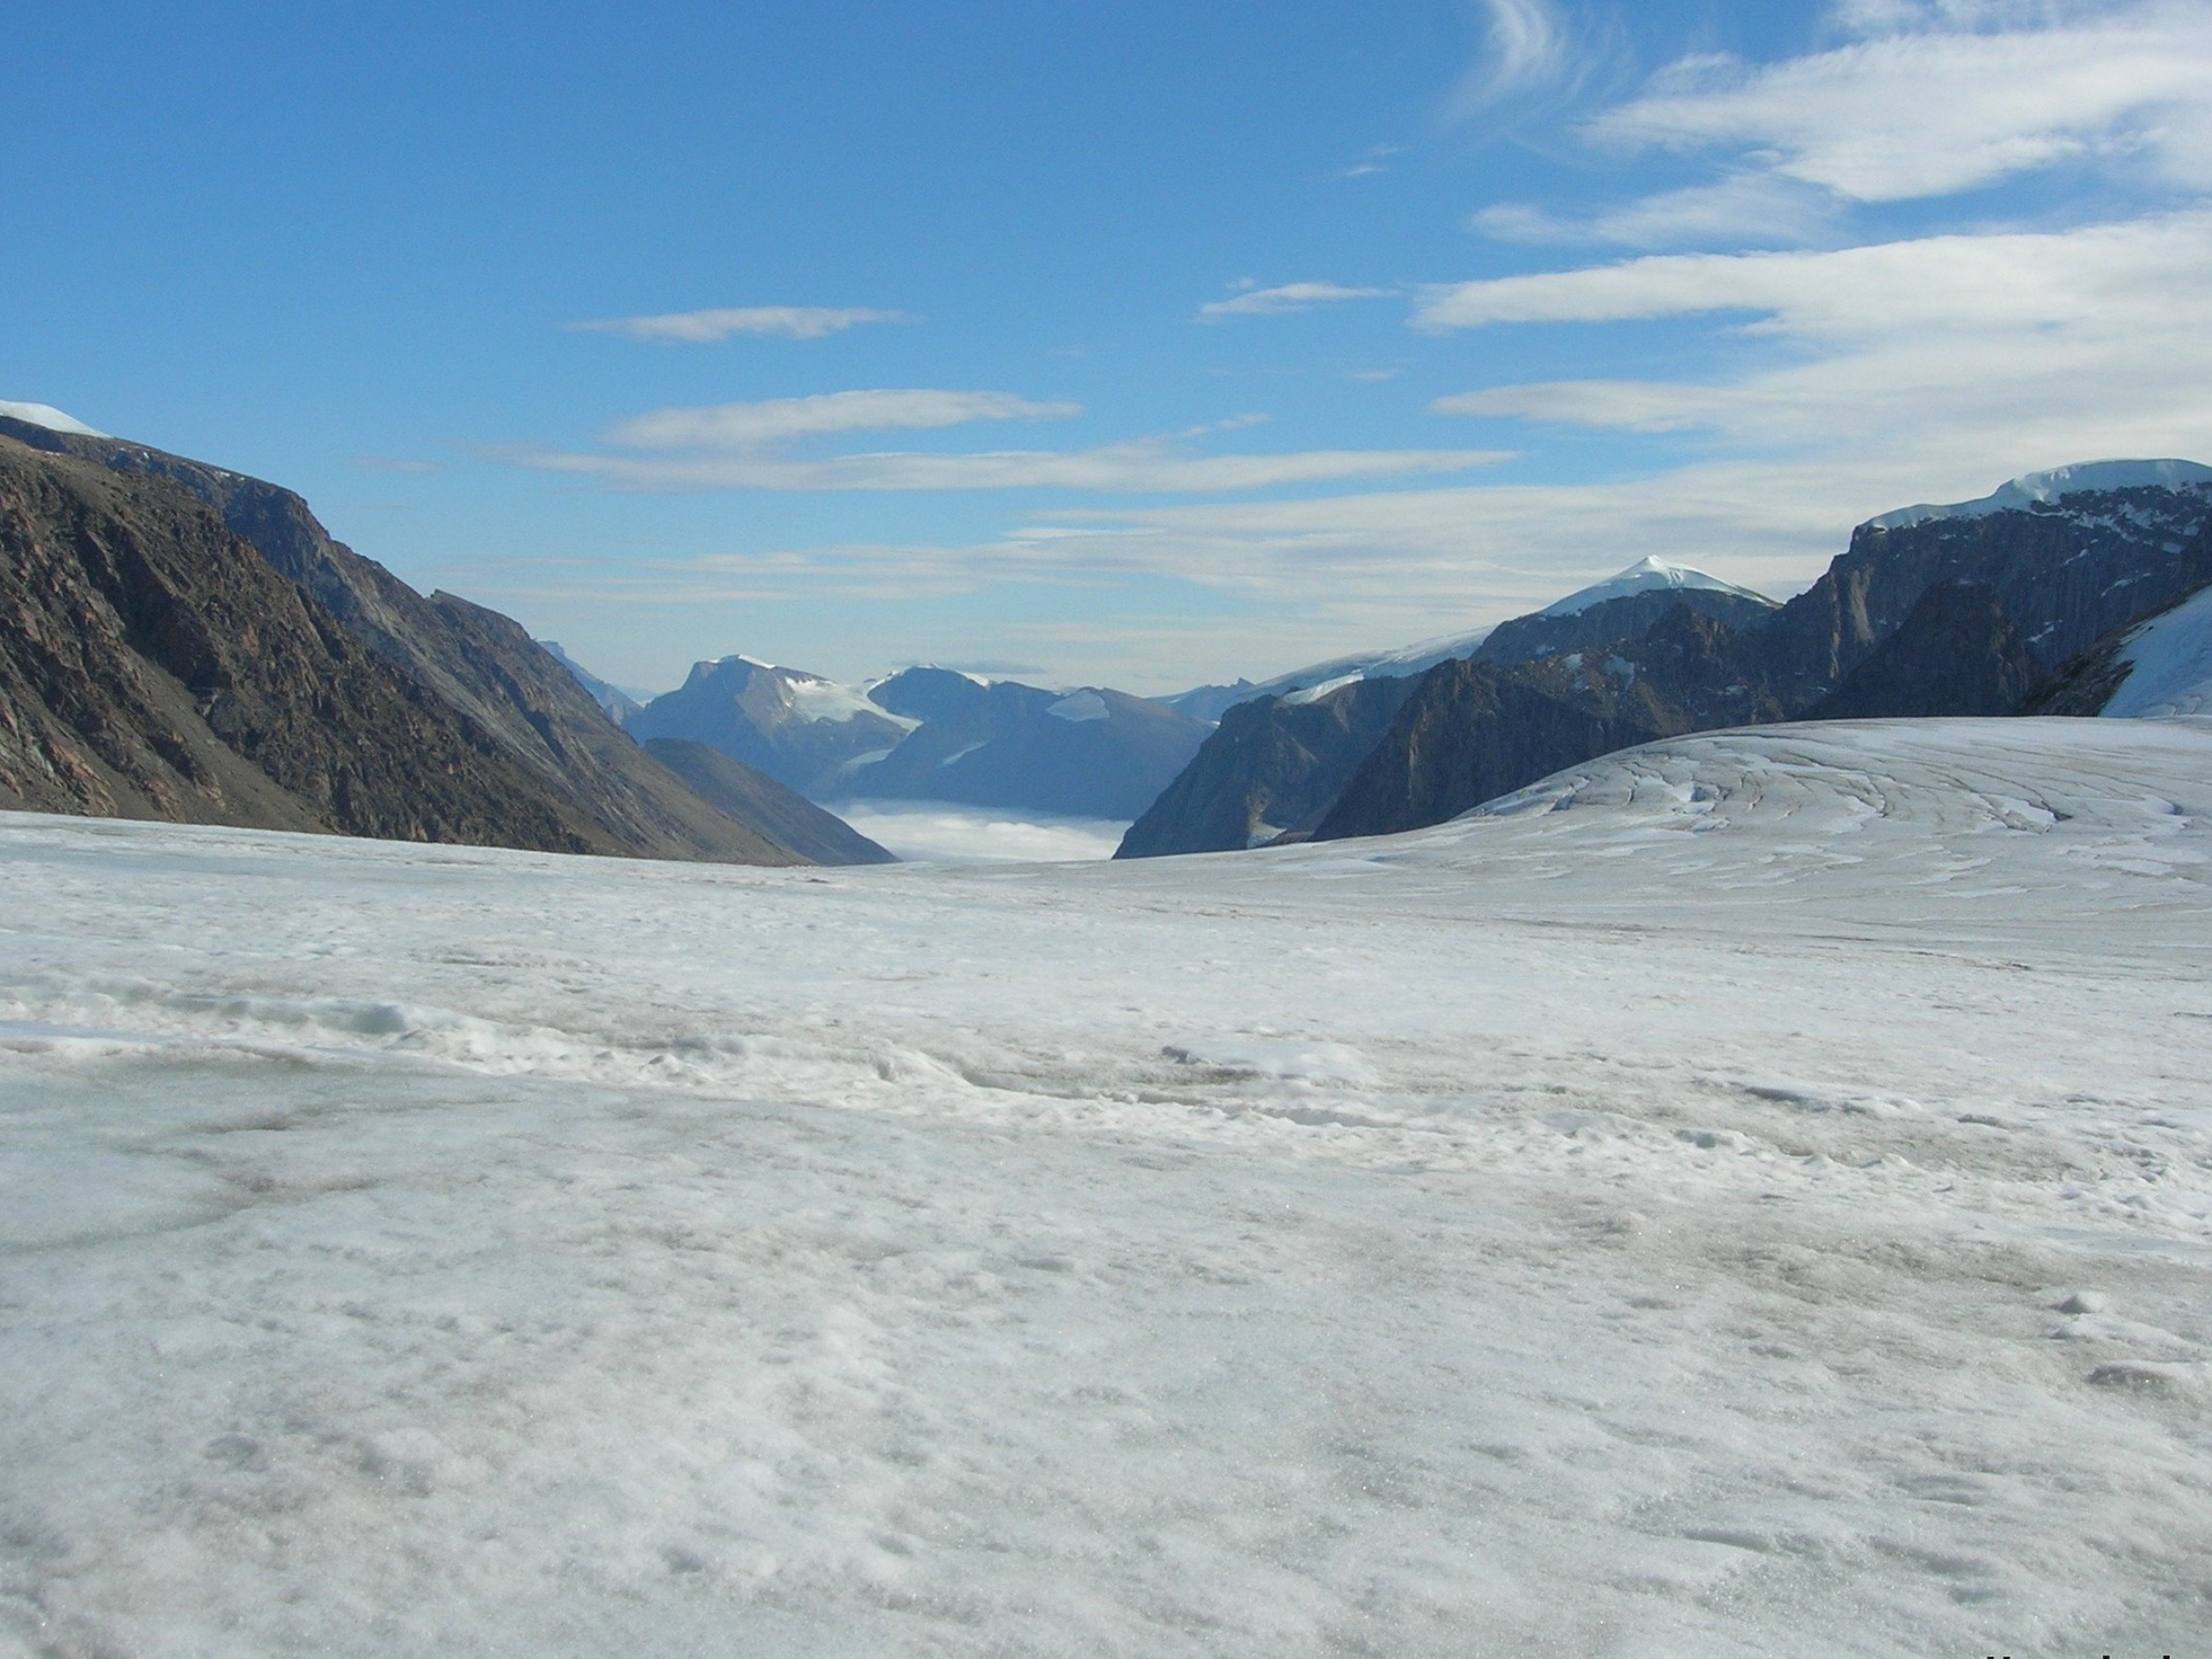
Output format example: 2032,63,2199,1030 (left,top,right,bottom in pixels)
3,717,2210,1657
